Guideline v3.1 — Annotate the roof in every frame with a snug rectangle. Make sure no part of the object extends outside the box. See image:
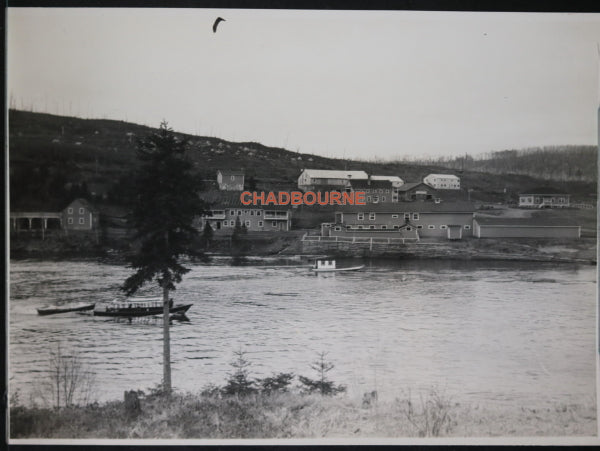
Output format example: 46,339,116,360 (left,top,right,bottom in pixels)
519,187,569,195
370,175,404,182
218,170,245,176
396,182,437,192
64,198,99,213
474,216,579,227
336,201,475,213
199,191,291,211
349,179,393,189
424,174,460,179
300,169,368,179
